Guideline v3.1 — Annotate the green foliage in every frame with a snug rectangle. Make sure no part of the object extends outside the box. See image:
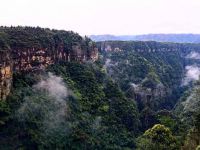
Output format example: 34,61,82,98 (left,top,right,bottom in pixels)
49,62,140,148
137,124,179,150
99,41,186,112
0,62,140,149
175,87,200,128
0,101,10,125
141,72,160,89
139,107,158,131
0,26,94,53
158,115,176,131
194,110,200,132
96,41,200,149
0,32,10,50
